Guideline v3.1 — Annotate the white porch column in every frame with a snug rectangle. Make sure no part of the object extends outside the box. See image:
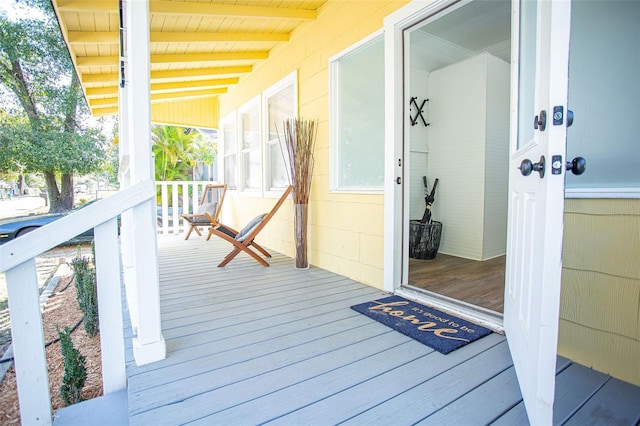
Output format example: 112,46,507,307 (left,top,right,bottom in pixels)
124,0,166,365
118,60,140,334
